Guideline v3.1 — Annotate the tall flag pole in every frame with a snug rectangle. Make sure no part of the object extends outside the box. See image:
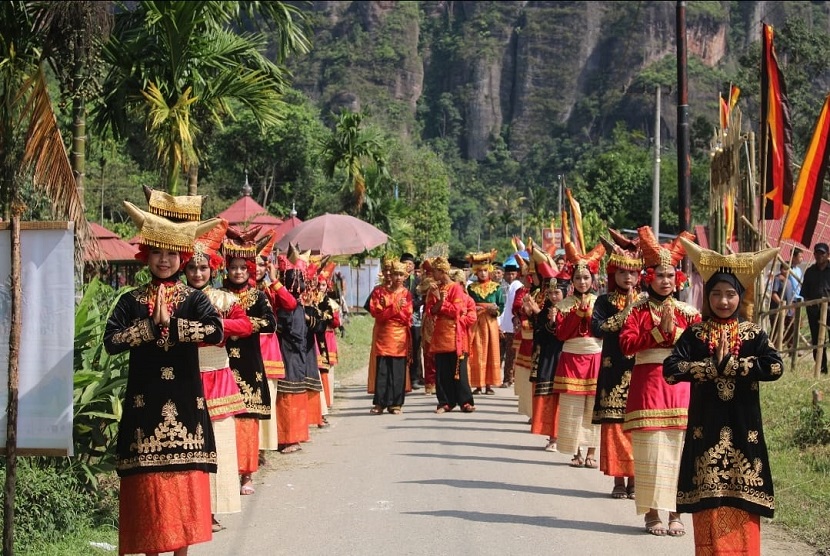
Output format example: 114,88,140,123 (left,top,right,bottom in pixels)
760,23,794,221
564,188,585,255
781,94,830,246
